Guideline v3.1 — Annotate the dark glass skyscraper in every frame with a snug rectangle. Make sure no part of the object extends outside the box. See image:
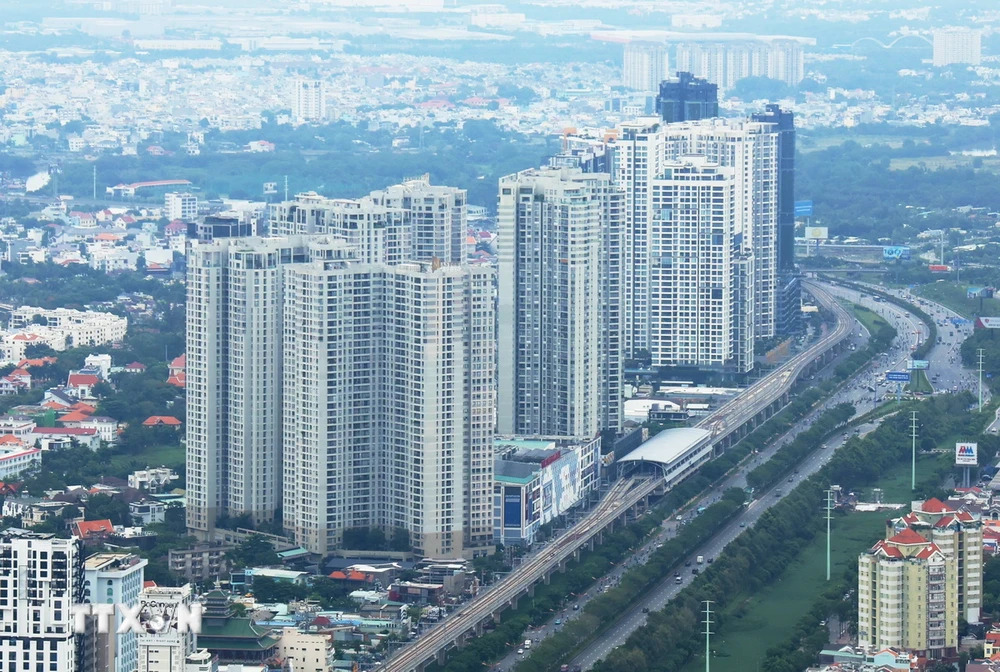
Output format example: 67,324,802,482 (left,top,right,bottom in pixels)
656,72,719,123
751,104,800,334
